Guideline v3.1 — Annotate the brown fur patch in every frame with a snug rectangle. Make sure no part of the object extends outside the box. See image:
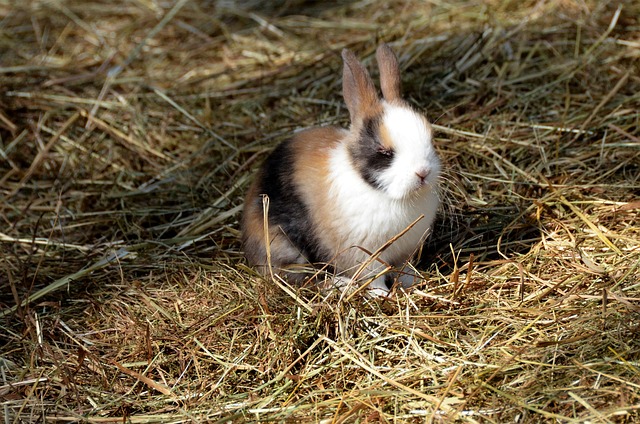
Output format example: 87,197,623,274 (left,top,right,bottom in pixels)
378,121,394,150
291,126,347,260
242,126,348,276
242,170,305,271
